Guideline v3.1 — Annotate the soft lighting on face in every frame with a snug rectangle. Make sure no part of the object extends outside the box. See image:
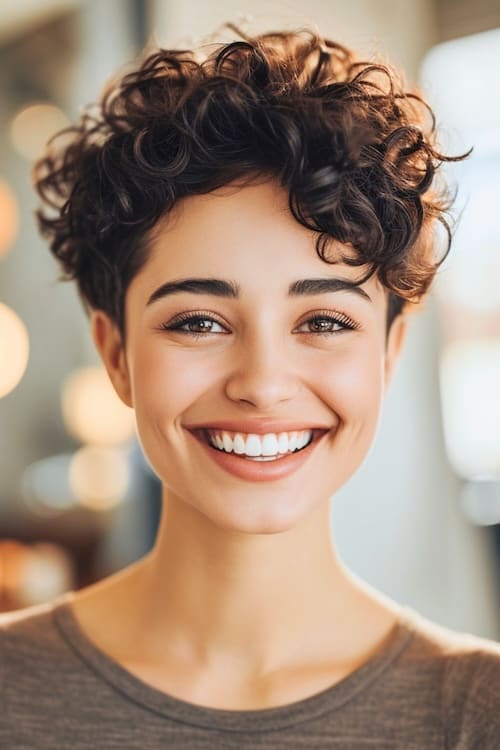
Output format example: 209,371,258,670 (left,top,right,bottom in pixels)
10,102,70,160
0,302,30,398
69,445,129,511
439,339,500,479
0,180,19,258
61,365,135,445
